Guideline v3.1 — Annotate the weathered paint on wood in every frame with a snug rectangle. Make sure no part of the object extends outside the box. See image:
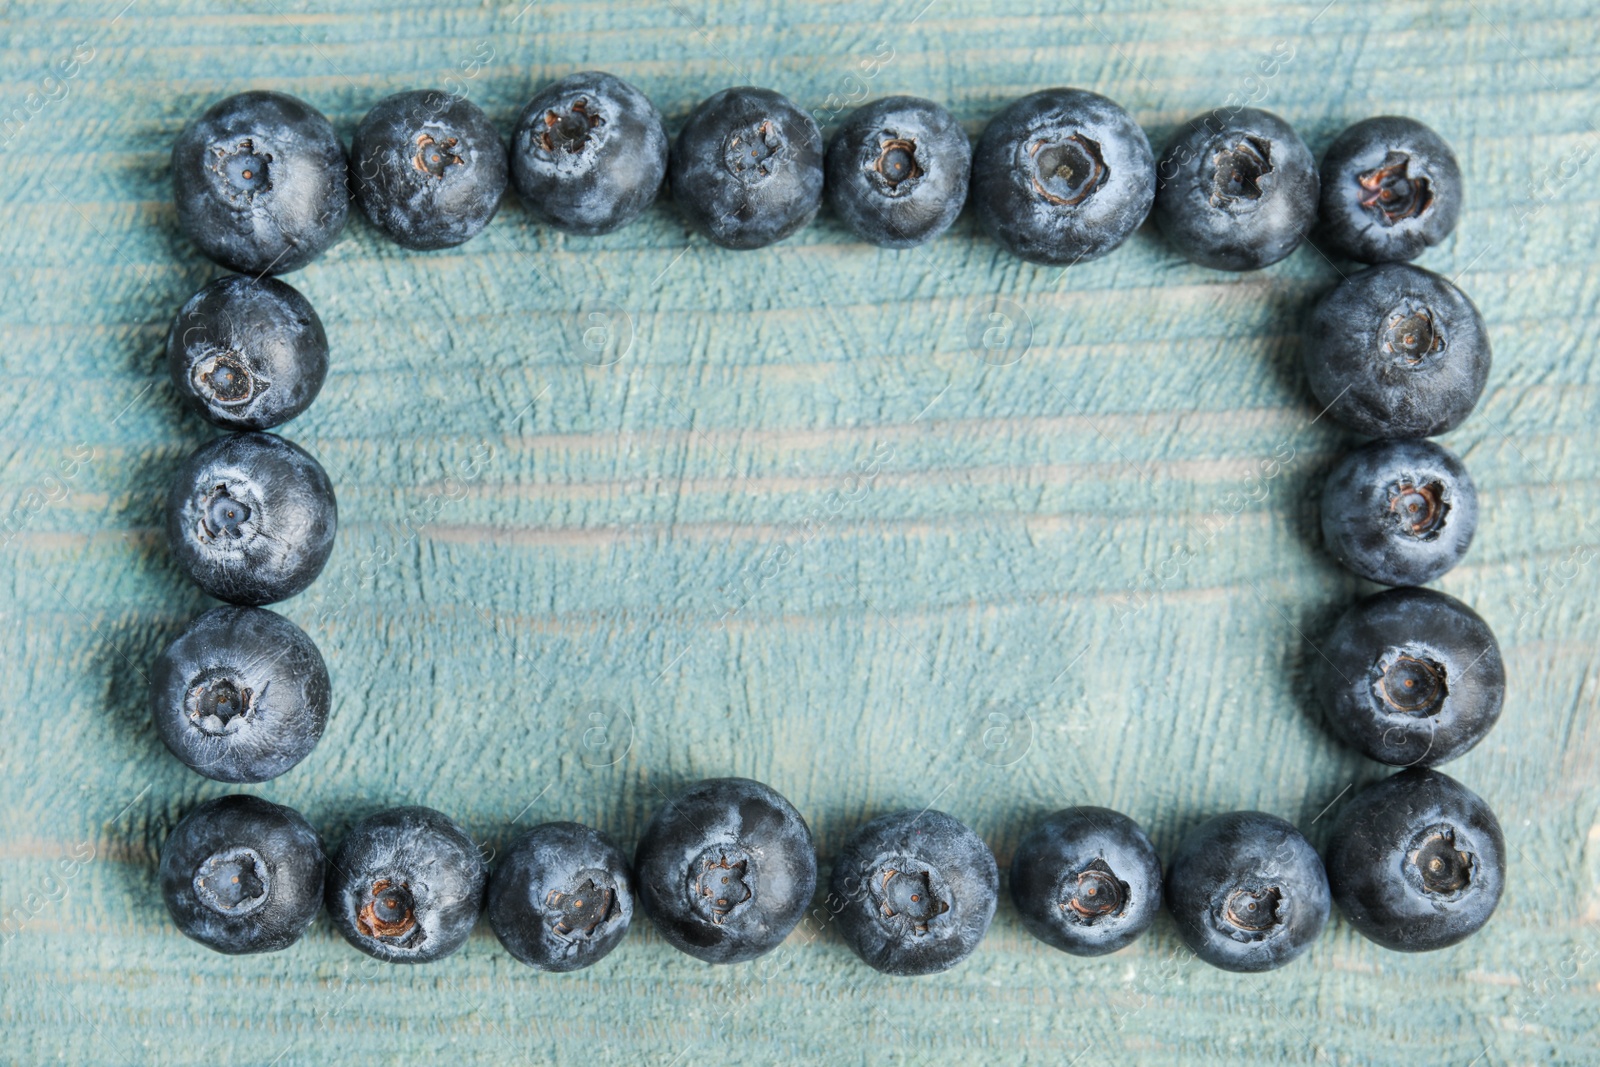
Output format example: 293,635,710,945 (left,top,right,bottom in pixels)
1,0,1597,1063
